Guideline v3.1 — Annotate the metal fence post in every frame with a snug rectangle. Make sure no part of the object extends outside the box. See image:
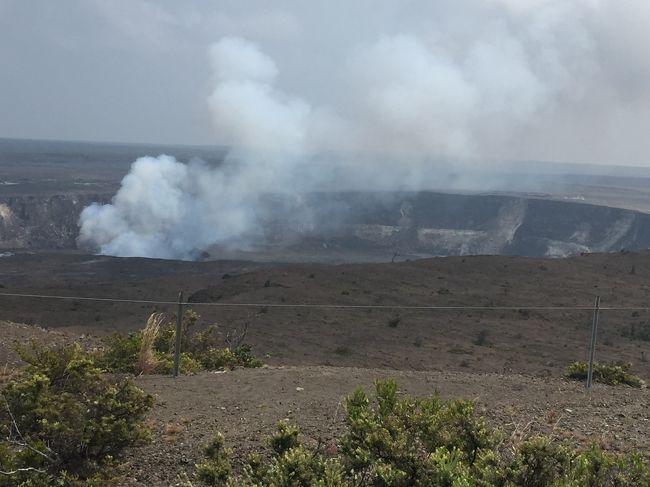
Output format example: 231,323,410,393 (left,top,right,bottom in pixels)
586,295,601,389
173,291,184,378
